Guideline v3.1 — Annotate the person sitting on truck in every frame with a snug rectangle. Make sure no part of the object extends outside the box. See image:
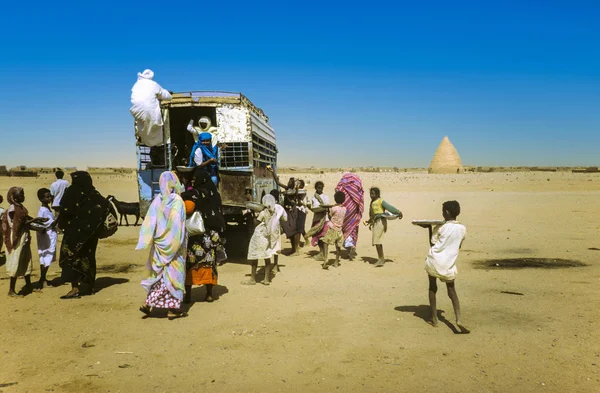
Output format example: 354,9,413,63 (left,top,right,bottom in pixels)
129,69,173,147
189,132,220,186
